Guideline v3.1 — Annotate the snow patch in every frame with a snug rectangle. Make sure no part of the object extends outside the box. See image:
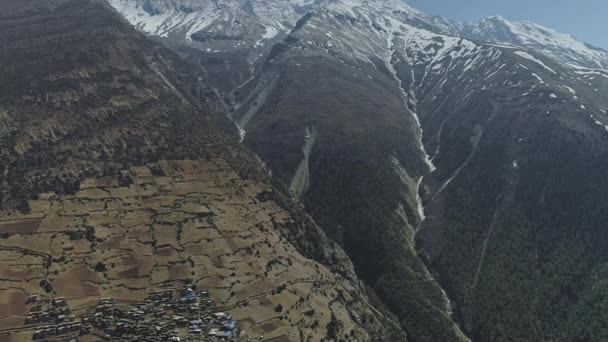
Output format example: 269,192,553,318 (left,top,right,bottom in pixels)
256,26,280,46
464,16,608,69
531,73,546,84
562,85,576,94
591,115,608,133
514,51,557,74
